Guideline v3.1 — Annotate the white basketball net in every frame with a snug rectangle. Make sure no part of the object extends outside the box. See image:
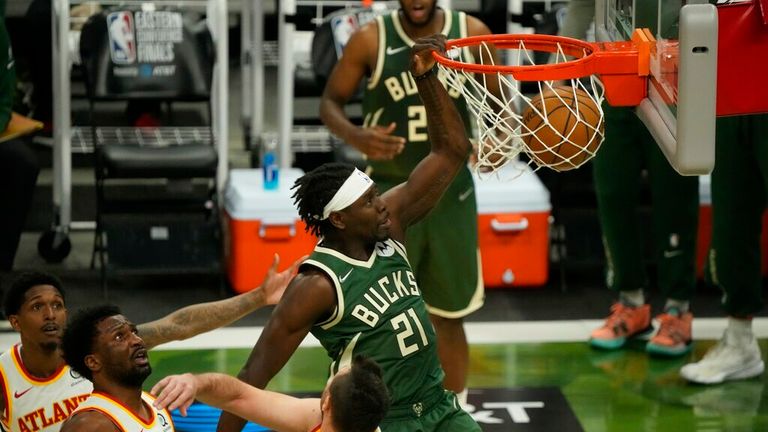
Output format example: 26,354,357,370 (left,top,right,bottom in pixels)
437,39,606,176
